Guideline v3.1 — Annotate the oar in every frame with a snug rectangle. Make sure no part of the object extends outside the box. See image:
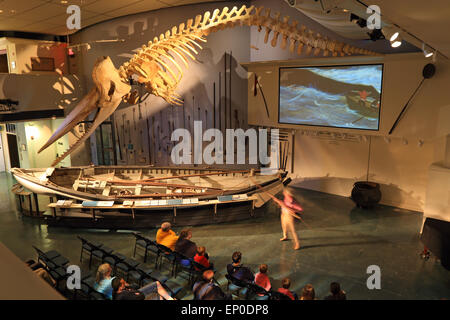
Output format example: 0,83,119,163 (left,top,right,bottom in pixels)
249,176,311,229
352,115,365,124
